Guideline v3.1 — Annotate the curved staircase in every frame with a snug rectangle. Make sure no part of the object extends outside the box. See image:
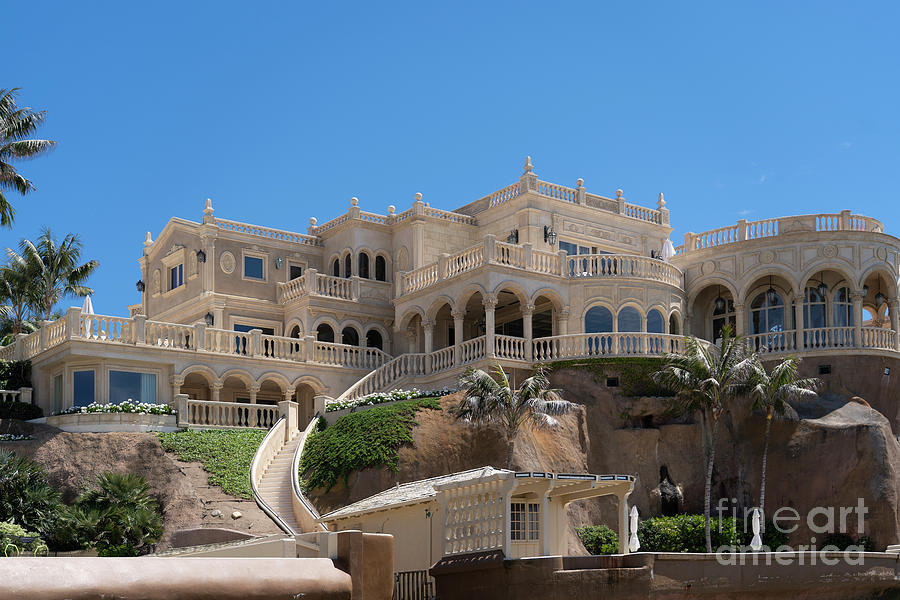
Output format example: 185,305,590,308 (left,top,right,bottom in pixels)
256,432,303,534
